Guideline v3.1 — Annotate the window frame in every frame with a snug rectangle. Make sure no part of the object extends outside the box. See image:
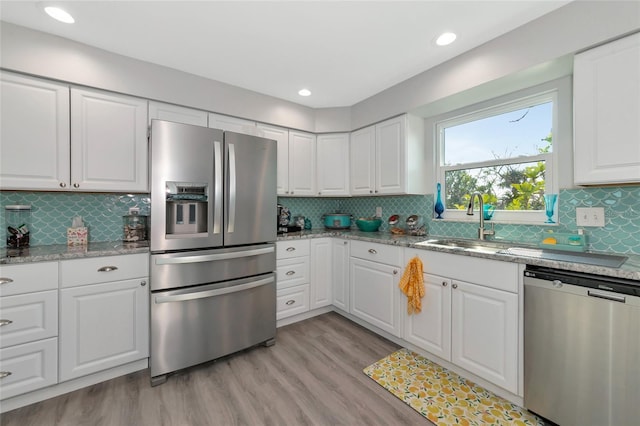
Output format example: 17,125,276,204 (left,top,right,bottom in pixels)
435,88,560,225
